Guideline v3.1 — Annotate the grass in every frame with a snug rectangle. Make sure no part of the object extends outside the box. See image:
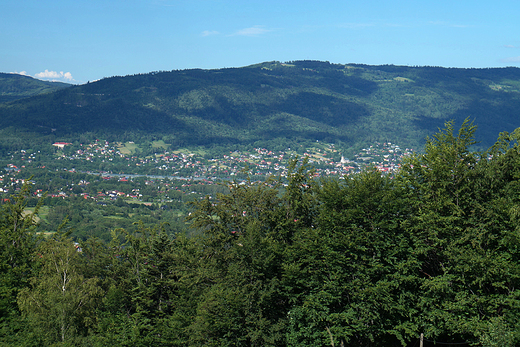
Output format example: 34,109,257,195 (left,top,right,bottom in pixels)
171,147,207,156
394,77,414,82
488,80,520,93
104,215,127,220
36,231,56,237
123,199,153,206
118,142,140,155
152,140,170,149
24,206,52,223
500,79,520,87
